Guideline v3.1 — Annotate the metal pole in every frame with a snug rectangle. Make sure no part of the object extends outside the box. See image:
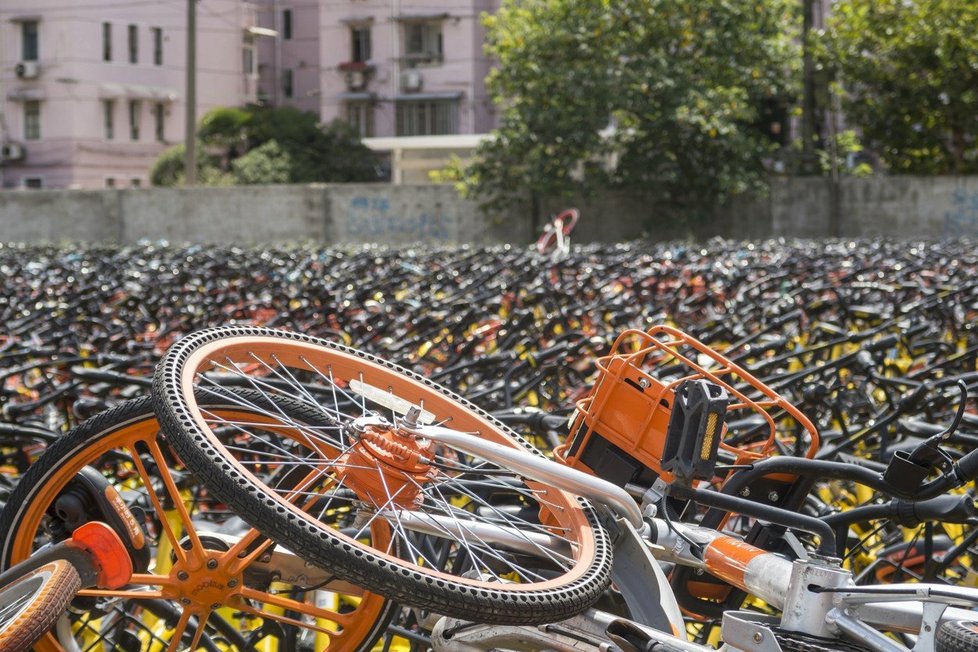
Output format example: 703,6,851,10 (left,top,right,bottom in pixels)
184,0,197,185
801,0,816,175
